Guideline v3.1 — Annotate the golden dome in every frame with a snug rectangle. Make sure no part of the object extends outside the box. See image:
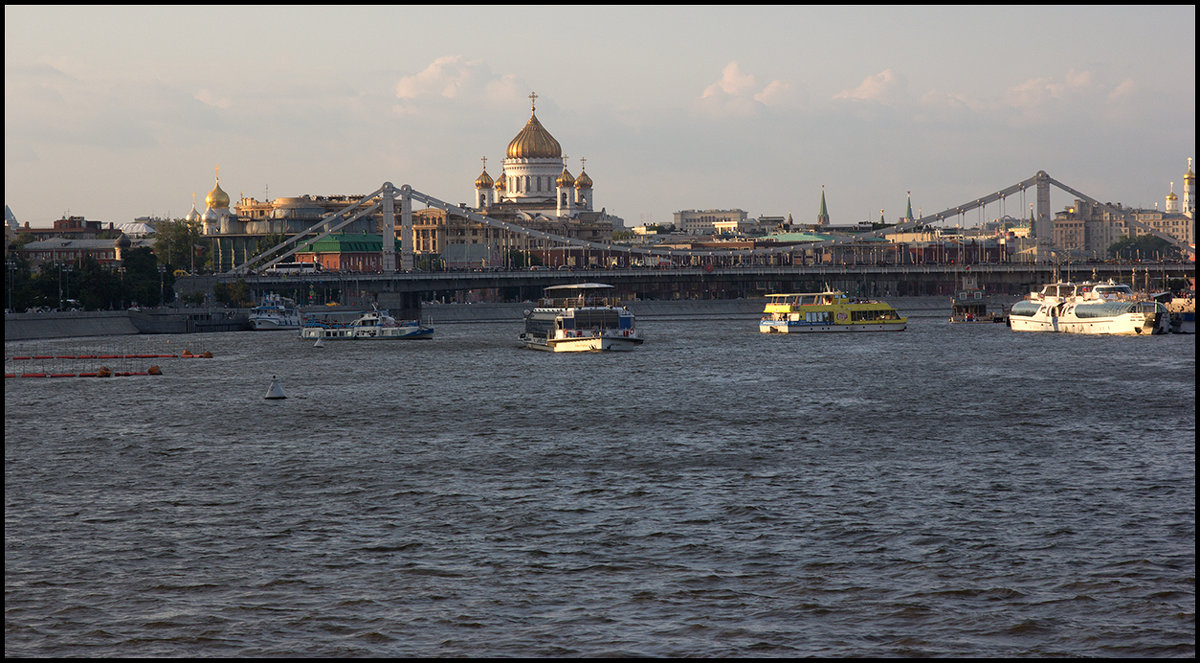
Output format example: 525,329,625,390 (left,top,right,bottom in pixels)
495,171,506,191
205,171,230,209
575,170,593,189
475,169,494,189
556,167,575,187
506,111,562,159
